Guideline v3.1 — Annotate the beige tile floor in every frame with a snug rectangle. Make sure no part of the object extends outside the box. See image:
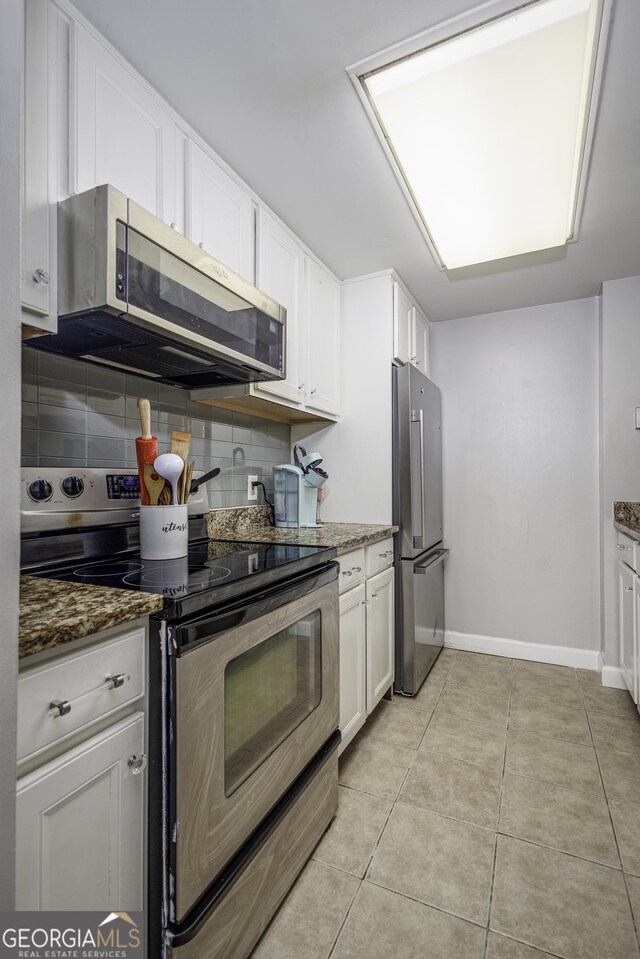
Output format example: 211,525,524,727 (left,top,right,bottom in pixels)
251,649,640,959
